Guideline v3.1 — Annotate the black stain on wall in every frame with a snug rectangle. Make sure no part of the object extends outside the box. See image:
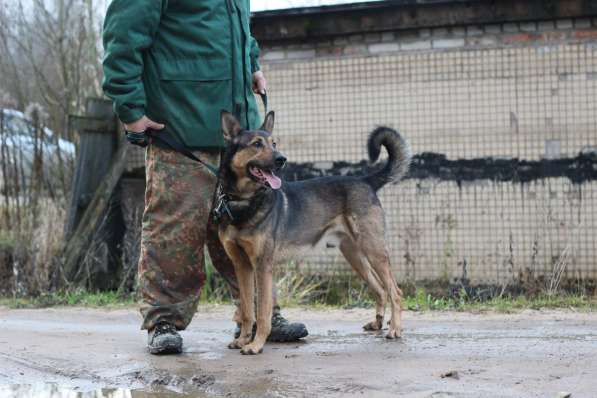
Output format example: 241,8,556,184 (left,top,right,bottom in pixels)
282,151,597,185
